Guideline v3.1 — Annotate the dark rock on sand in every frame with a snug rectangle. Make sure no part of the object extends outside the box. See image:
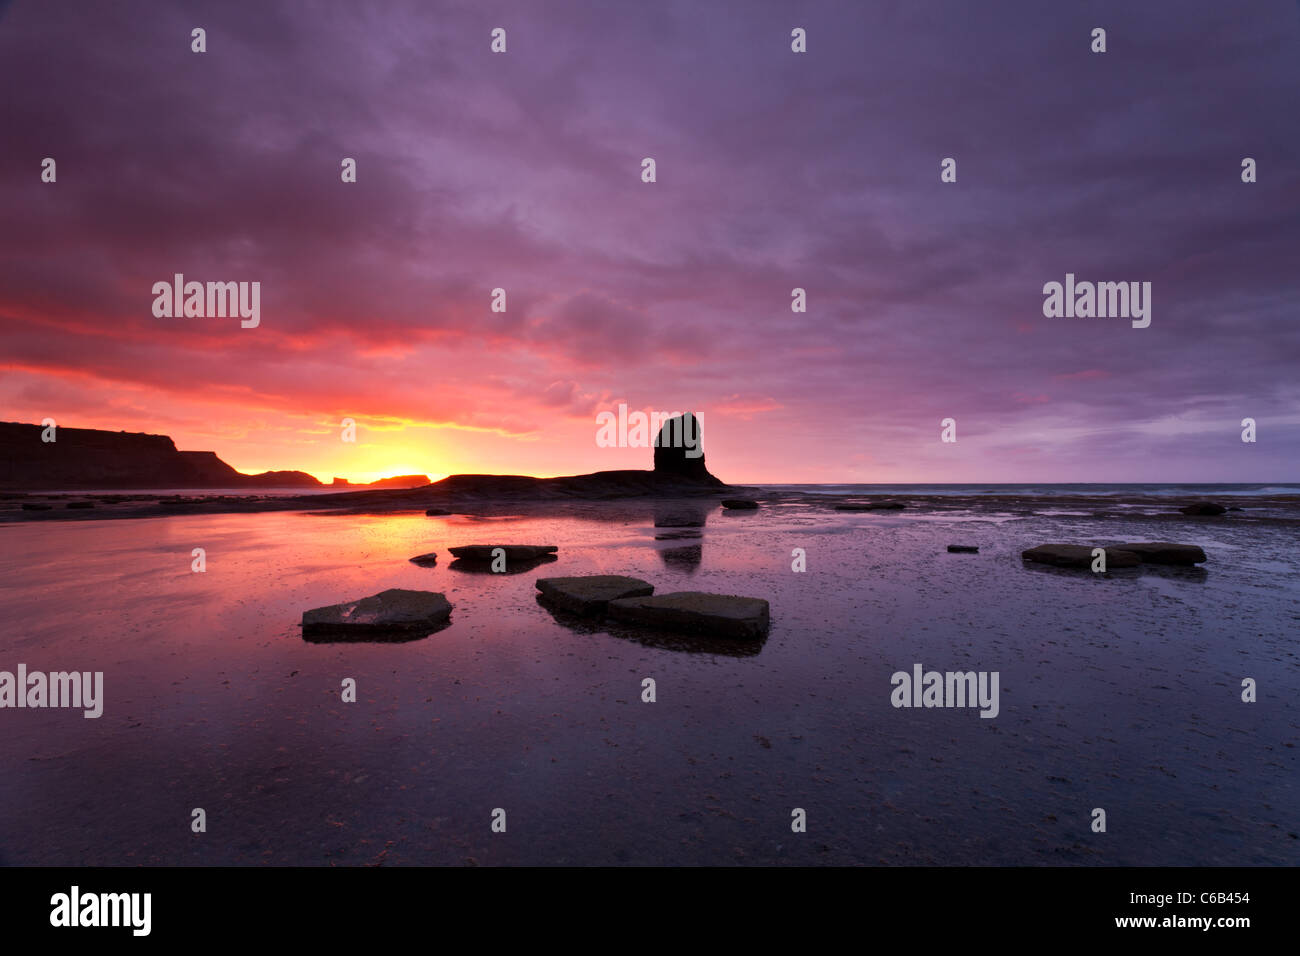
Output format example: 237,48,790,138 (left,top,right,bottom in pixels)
425,508,452,516
947,545,979,553
21,502,52,510
408,552,439,565
449,555,557,575
301,588,452,636
535,575,654,614
447,545,558,562
1022,544,1141,569
1180,502,1227,516
607,592,770,639
722,499,759,510
836,501,906,511
1116,542,1207,565
66,501,95,509
653,413,710,481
